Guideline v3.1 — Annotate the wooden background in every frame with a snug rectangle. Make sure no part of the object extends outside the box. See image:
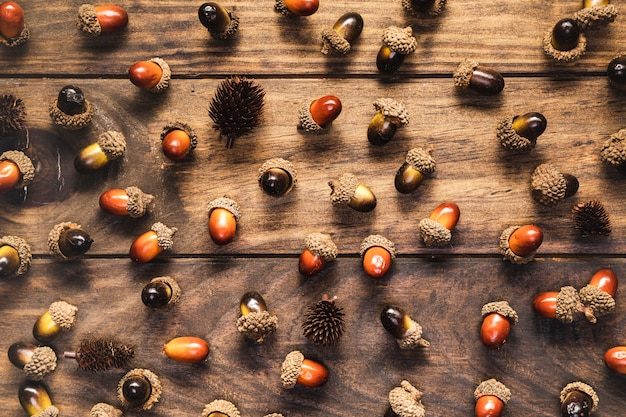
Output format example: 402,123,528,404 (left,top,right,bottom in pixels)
1,0,626,416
